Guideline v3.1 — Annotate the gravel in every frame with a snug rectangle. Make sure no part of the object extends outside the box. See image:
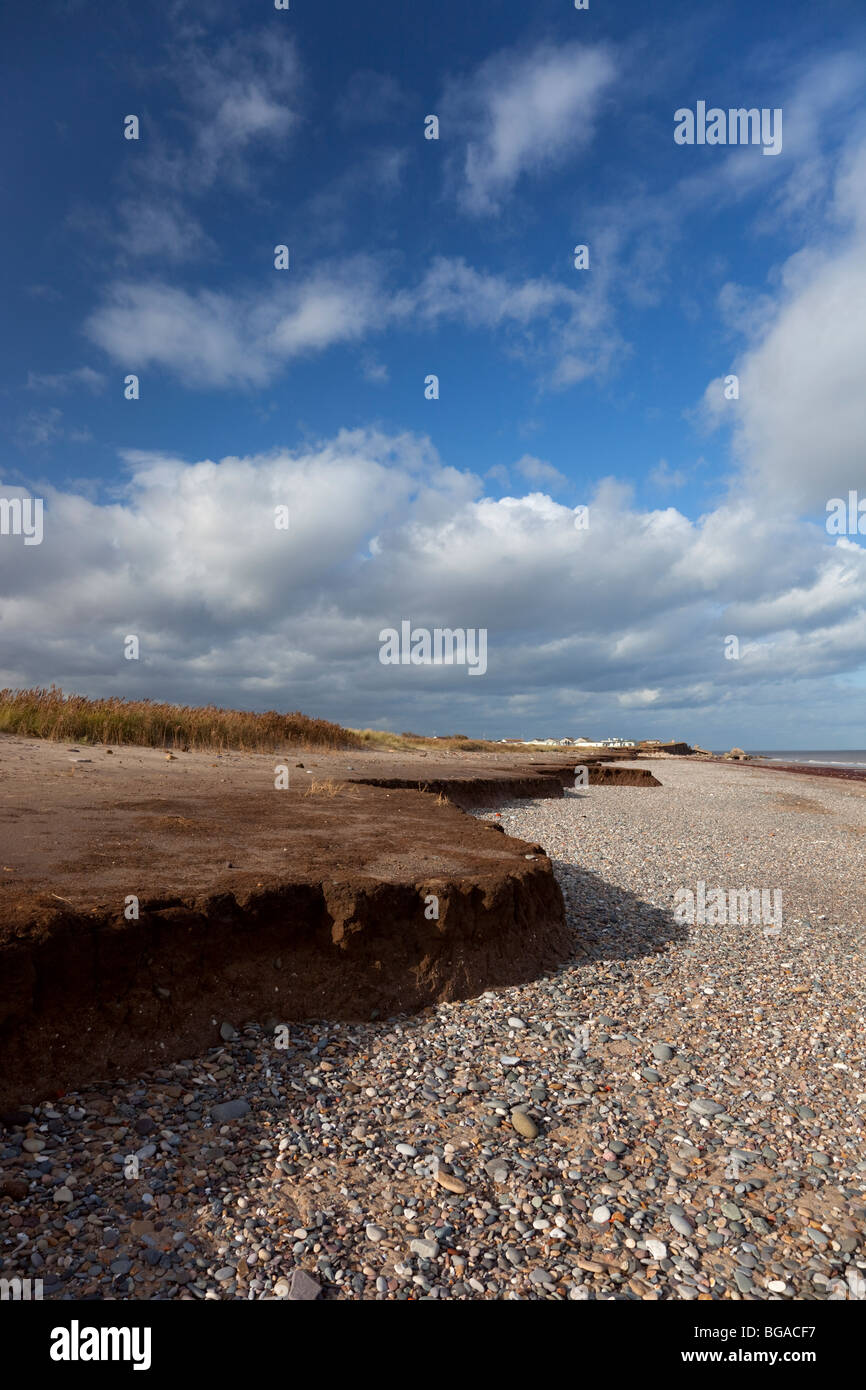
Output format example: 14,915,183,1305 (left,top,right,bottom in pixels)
0,759,863,1301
